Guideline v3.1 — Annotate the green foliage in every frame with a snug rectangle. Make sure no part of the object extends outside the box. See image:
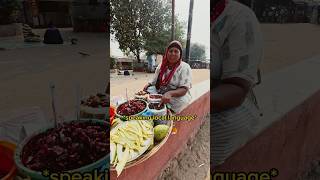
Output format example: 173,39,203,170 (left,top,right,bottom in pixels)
110,0,185,61
0,0,21,25
190,43,206,60
110,57,116,69
144,16,186,56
